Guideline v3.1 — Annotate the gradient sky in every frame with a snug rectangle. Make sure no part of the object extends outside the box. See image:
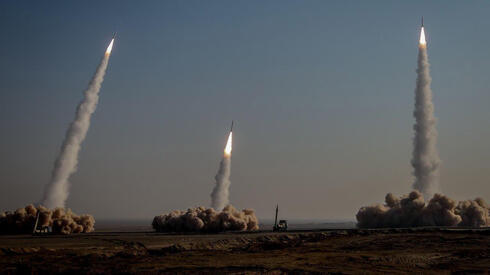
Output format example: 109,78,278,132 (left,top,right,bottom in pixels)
1,1,489,221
